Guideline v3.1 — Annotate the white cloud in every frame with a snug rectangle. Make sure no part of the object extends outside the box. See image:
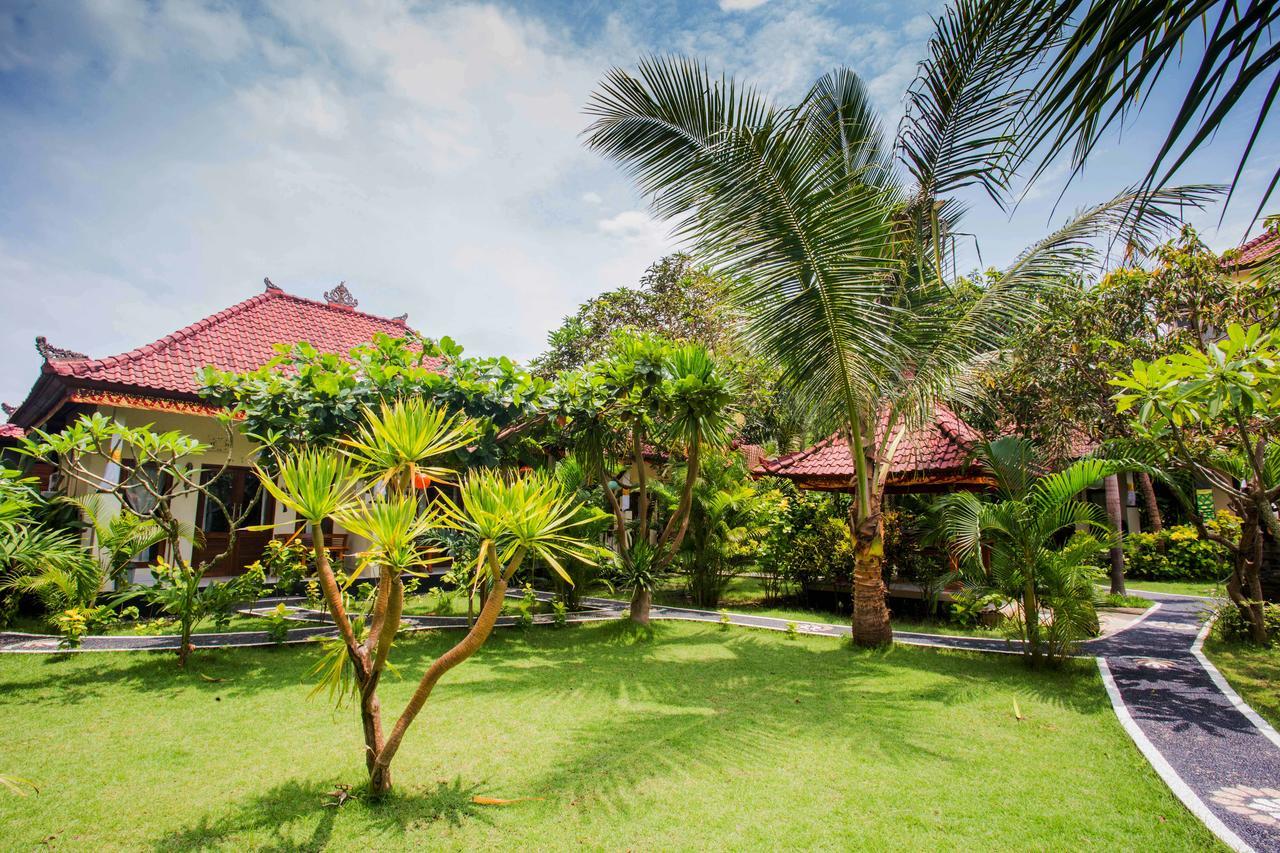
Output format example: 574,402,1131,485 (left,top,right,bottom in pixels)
720,0,771,10
0,0,955,404
597,210,670,244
